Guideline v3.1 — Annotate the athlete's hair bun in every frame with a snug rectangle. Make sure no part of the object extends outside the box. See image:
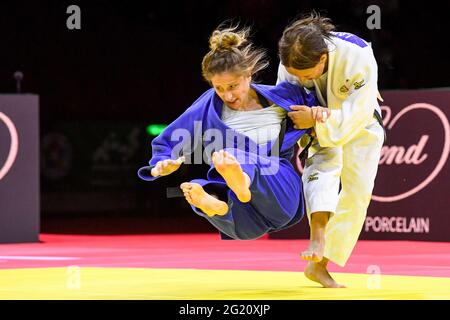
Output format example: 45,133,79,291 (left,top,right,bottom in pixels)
209,28,247,51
